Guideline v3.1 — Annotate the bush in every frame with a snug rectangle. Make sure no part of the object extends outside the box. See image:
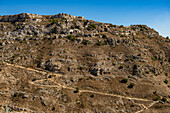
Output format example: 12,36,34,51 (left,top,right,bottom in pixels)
67,34,76,42
120,78,128,83
166,36,169,39
125,58,130,62
102,34,107,38
73,87,79,93
16,25,20,29
71,26,75,29
32,78,37,82
90,94,94,98
51,19,58,24
119,65,124,69
128,83,135,88
120,34,125,37
161,97,167,102
151,56,156,61
84,40,90,45
153,96,160,101
165,73,168,76
96,41,103,46
120,25,124,28
87,24,96,30
164,79,168,84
